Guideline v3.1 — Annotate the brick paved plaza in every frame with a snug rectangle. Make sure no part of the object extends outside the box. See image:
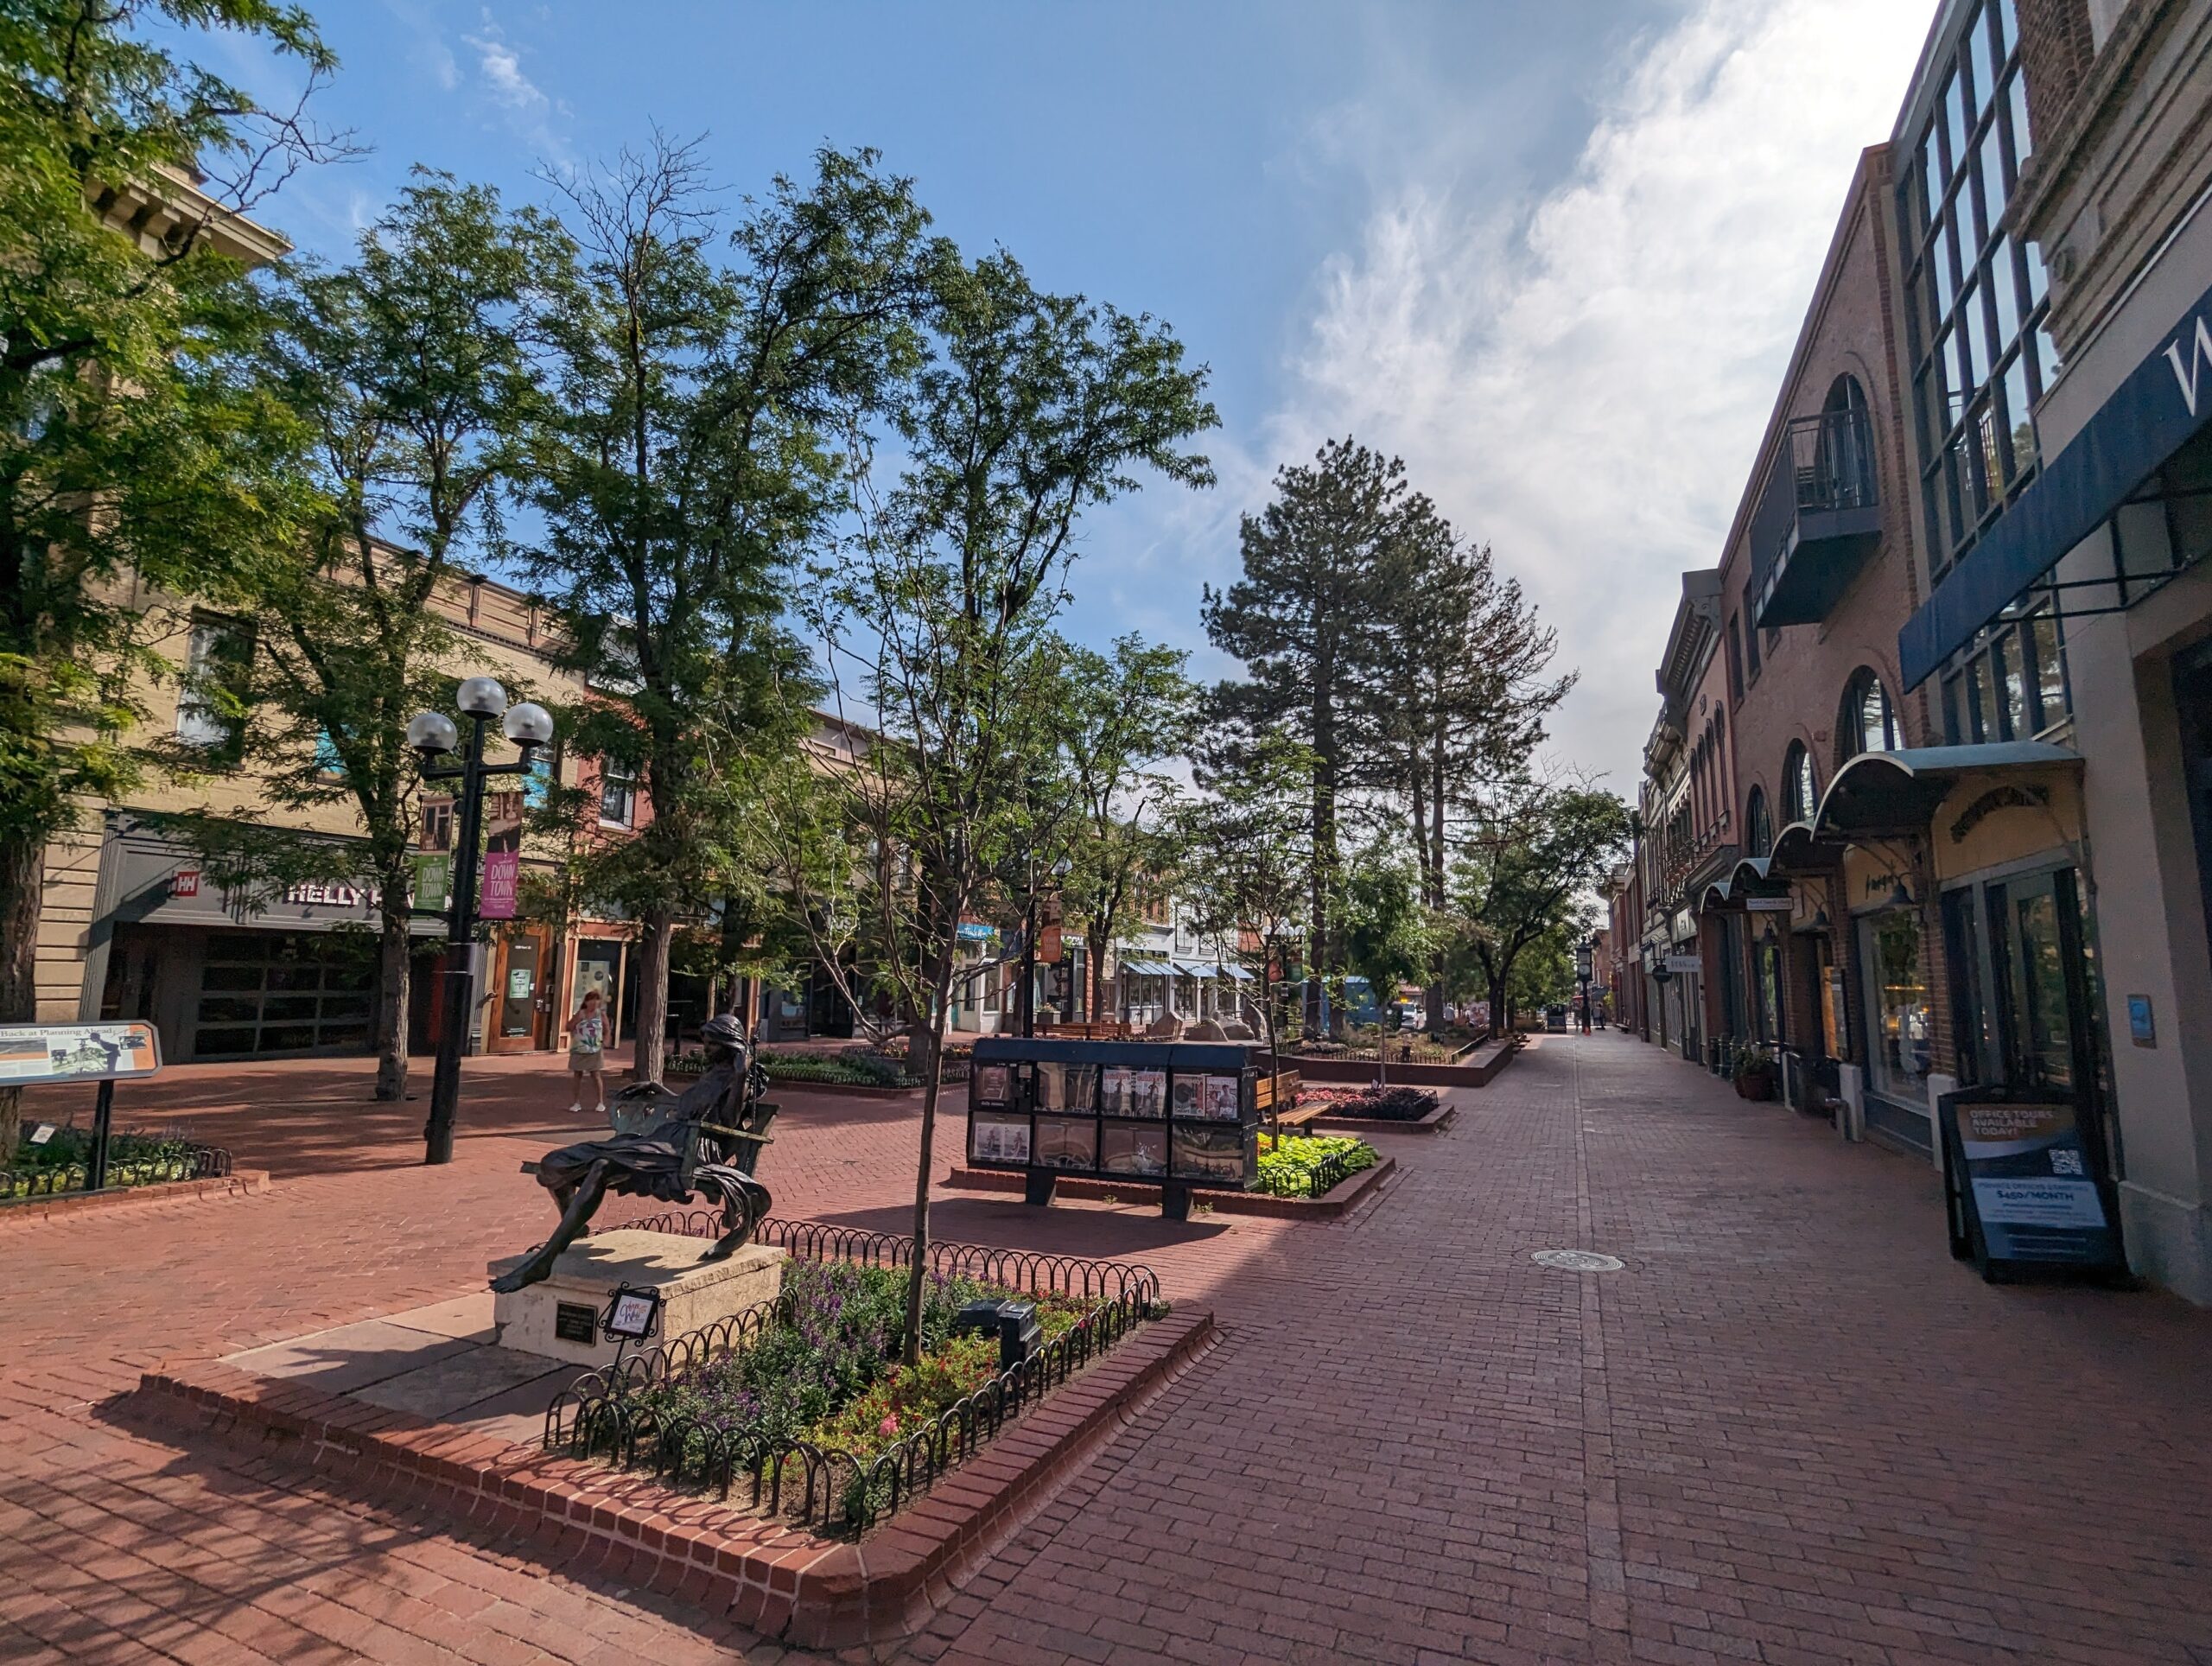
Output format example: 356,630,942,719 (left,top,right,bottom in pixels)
4,1033,2210,1664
